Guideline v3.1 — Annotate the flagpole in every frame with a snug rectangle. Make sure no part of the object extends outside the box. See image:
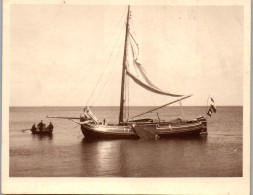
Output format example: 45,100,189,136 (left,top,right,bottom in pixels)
205,95,211,117
179,100,183,118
